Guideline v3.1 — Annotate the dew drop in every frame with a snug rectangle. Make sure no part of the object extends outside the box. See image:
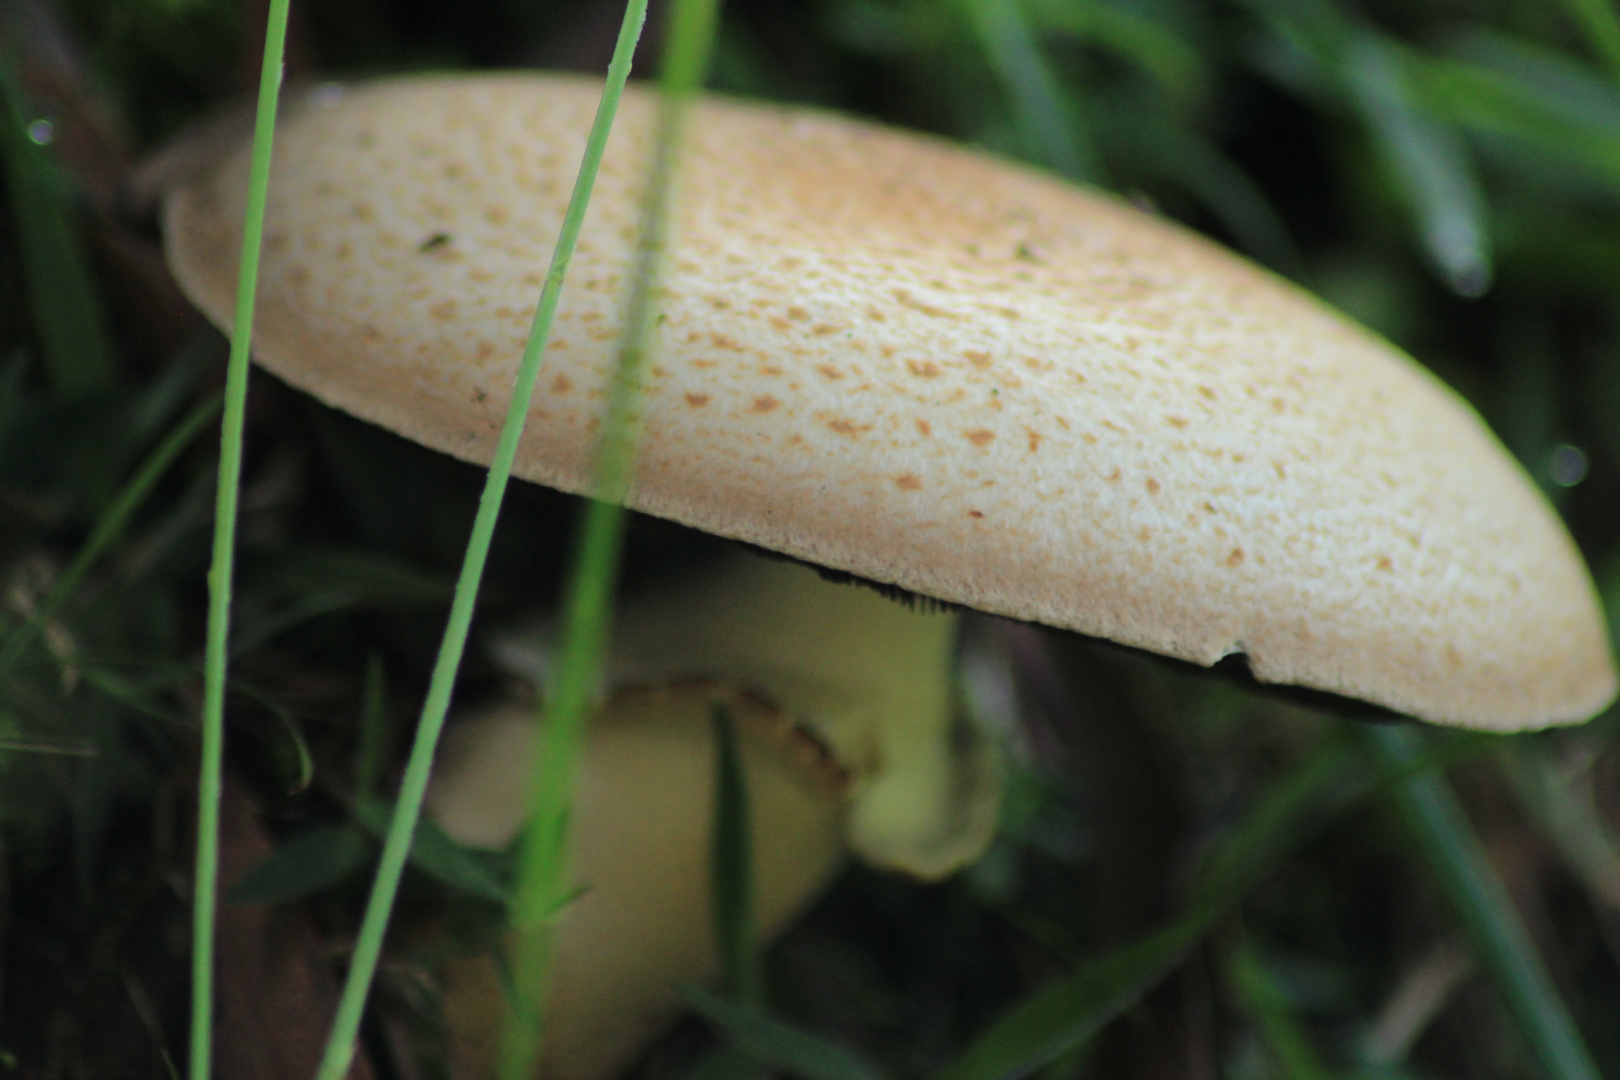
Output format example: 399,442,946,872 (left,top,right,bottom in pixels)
1548,444,1589,488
